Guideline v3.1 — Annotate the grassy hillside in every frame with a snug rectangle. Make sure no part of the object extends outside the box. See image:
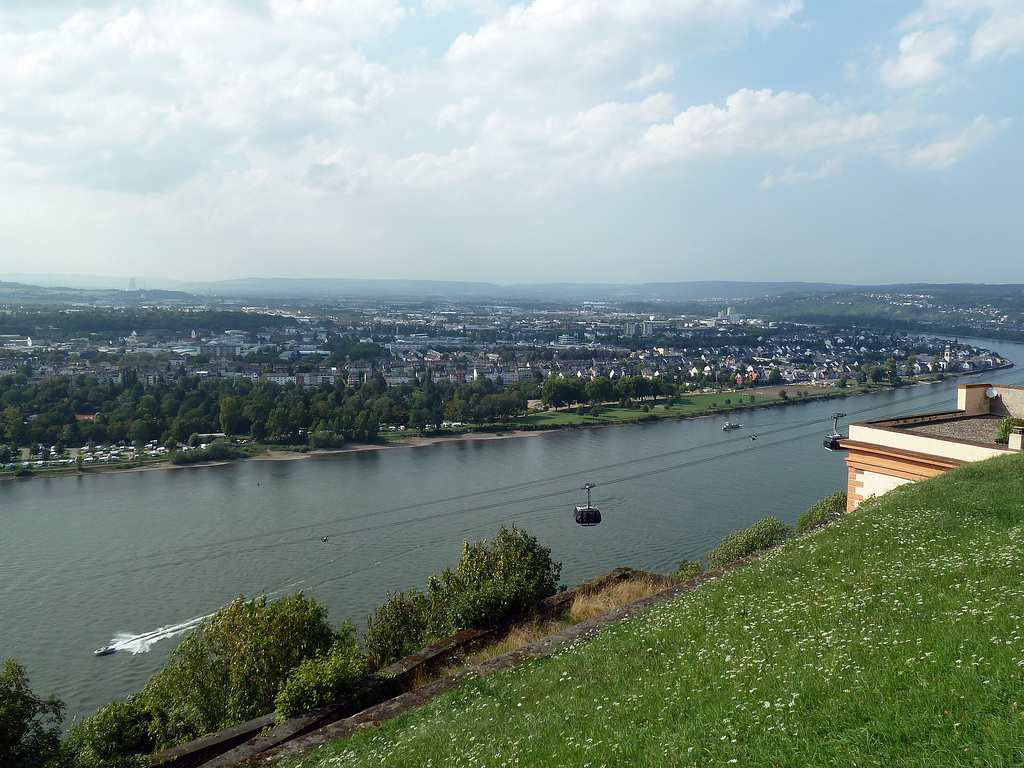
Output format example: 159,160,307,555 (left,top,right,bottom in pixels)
286,454,1024,767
